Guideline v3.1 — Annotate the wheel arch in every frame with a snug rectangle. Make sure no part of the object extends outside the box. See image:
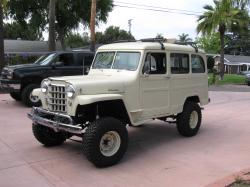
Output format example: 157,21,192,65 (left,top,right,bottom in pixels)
21,76,43,91
185,95,200,104
74,99,131,125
